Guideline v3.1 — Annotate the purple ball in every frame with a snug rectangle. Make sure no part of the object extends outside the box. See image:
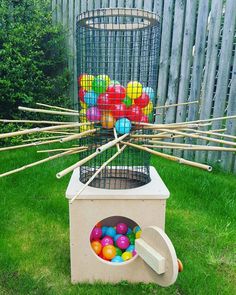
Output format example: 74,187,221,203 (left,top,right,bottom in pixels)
91,227,102,241
116,223,128,234
86,106,101,121
116,235,130,250
101,236,114,247
132,250,137,257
